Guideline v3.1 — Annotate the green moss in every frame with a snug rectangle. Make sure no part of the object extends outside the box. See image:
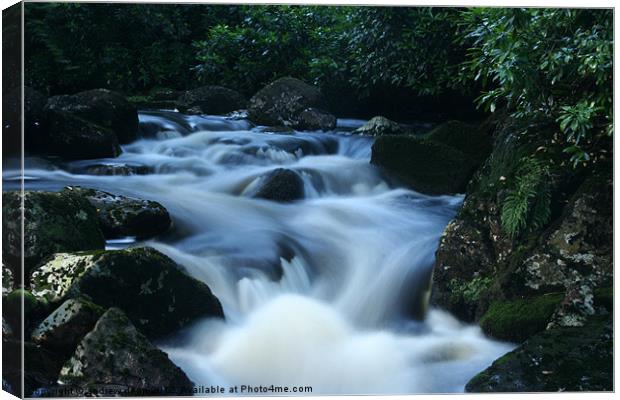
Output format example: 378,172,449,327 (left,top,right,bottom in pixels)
448,276,493,304
480,292,564,342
